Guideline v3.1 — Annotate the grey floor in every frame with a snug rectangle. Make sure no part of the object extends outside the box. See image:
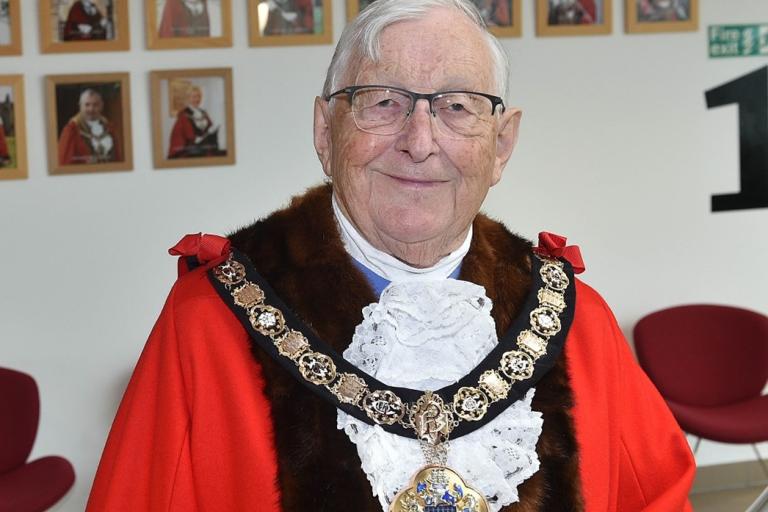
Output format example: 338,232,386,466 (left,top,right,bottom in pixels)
690,485,766,512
